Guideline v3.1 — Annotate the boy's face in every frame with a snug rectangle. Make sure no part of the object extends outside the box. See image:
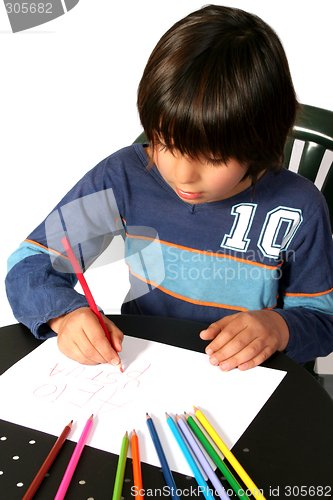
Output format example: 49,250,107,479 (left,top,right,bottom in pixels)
150,145,251,204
